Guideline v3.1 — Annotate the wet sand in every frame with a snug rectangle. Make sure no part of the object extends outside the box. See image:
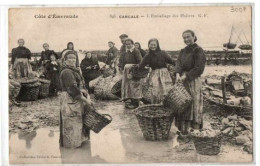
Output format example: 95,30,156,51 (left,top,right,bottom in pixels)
9,65,253,164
